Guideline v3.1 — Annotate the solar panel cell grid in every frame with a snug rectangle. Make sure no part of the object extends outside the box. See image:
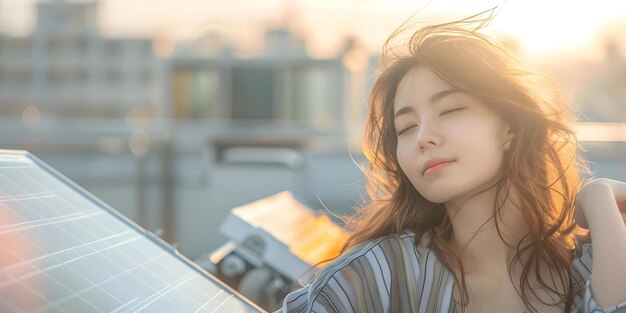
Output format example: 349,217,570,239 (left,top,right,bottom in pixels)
0,151,262,313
